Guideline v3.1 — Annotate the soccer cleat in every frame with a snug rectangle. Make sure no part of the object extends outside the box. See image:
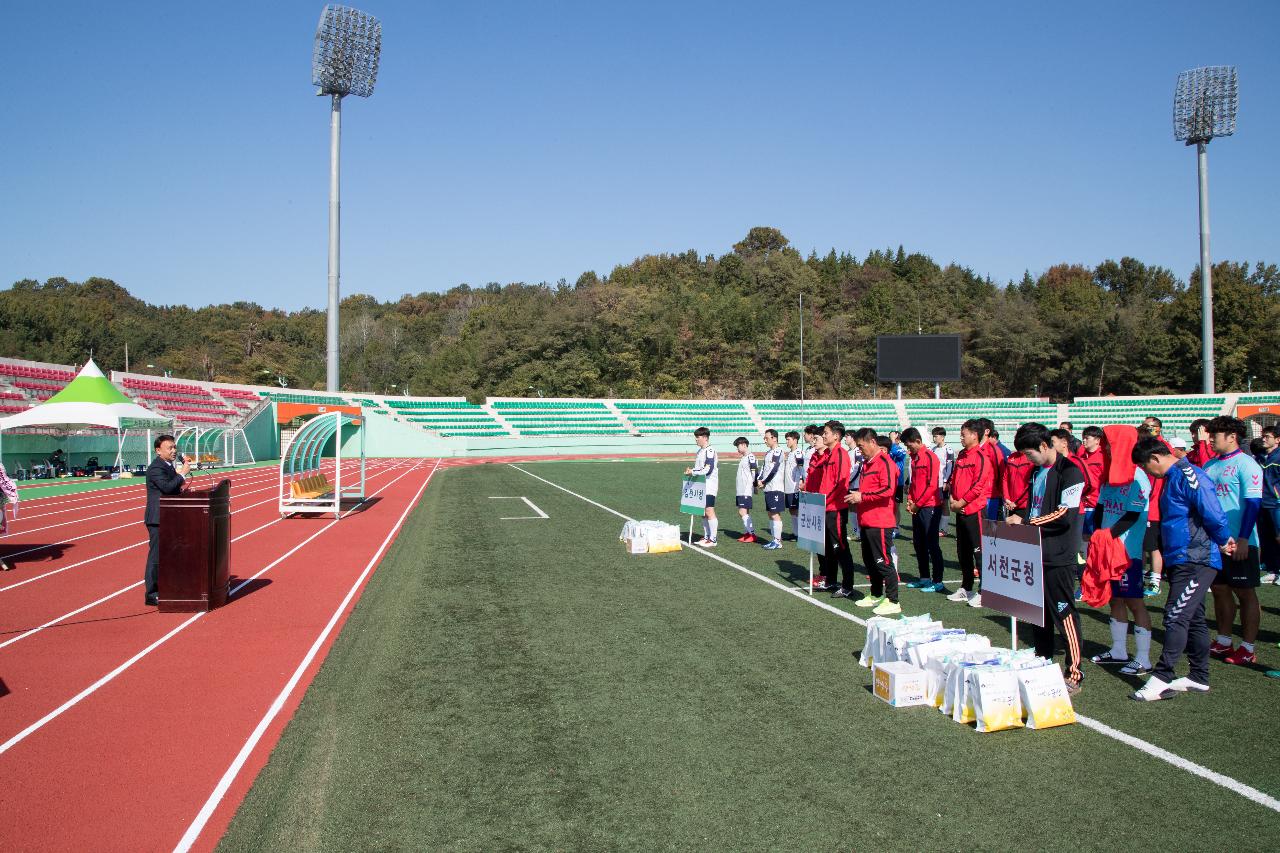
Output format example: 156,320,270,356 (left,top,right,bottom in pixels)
1208,641,1233,659
696,537,713,546
1223,647,1257,666
738,533,758,543
1065,679,1083,696
929,582,948,593
855,595,885,609
907,577,933,589
967,593,983,608
947,589,971,603
833,588,854,599
1131,676,1177,701
762,540,783,550
873,599,903,616
1143,583,1161,598
813,580,832,591
1168,677,1210,693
